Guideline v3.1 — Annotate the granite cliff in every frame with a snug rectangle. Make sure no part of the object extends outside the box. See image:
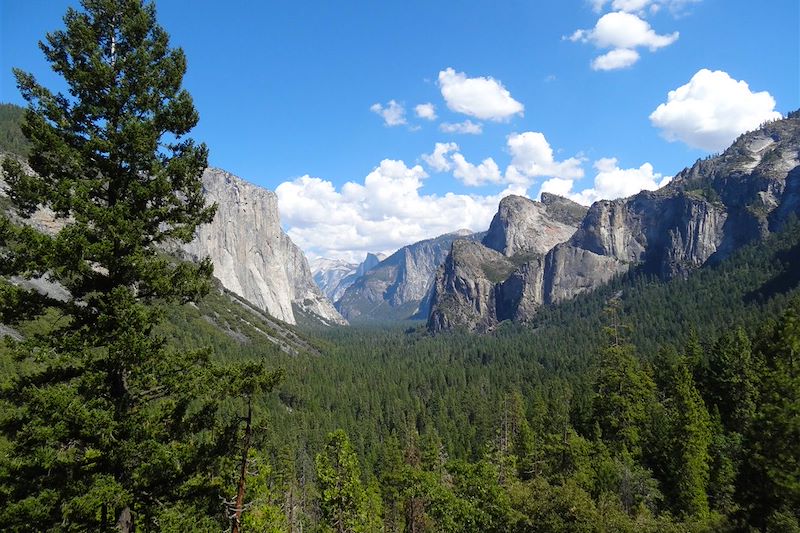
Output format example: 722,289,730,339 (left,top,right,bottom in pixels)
429,115,800,332
428,194,587,331
1,160,346,327
180,168,346,326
